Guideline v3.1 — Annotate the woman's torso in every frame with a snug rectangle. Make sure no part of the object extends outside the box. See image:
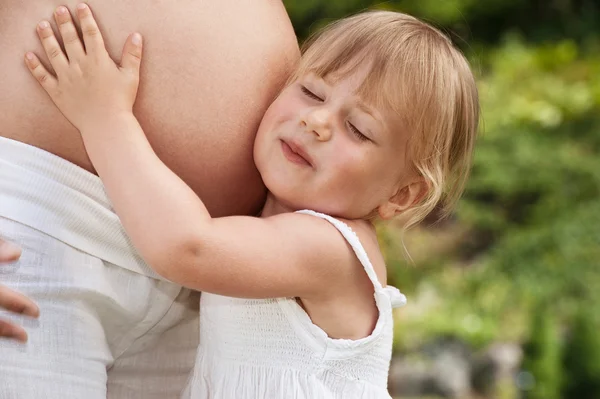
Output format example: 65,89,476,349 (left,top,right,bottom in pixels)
0,0,299,217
